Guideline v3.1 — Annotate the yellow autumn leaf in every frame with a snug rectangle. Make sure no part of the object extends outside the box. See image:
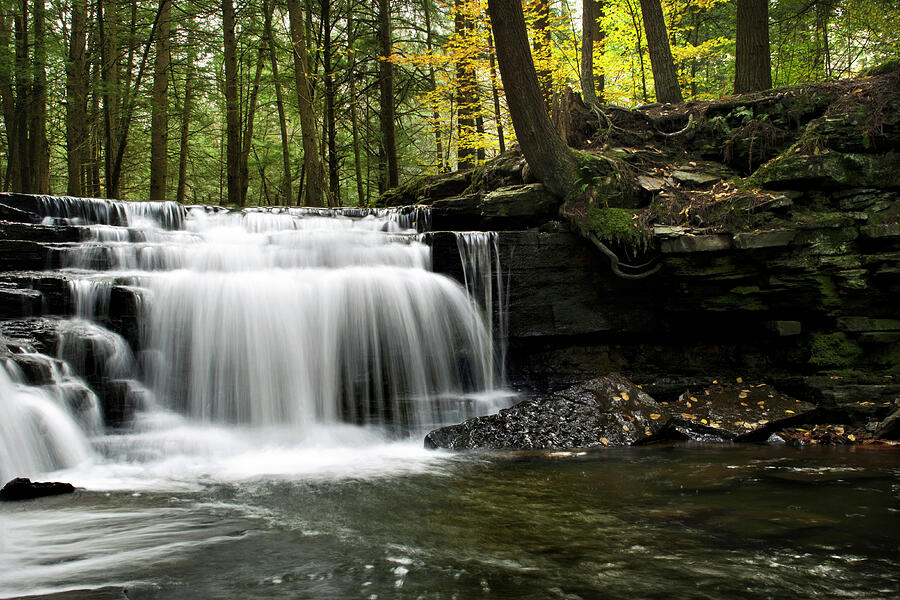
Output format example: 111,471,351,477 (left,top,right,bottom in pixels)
847,434,856,441
736,377,743,383
690,396,698,403
650,413,661,420
600,437,609,446
785,409,795,414
621,392,630,401
739,392,748,399
622,424,630,431
701,419,708,425
744,423,753,429
681,413,698,420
